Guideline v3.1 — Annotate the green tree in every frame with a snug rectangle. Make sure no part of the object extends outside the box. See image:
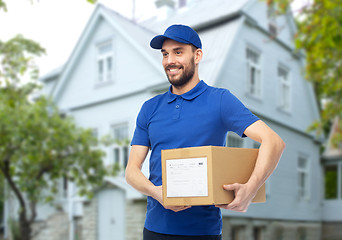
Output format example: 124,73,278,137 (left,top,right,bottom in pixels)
0,0,6,12
266,0,342,143
0,1,105,239
0,35,109,240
